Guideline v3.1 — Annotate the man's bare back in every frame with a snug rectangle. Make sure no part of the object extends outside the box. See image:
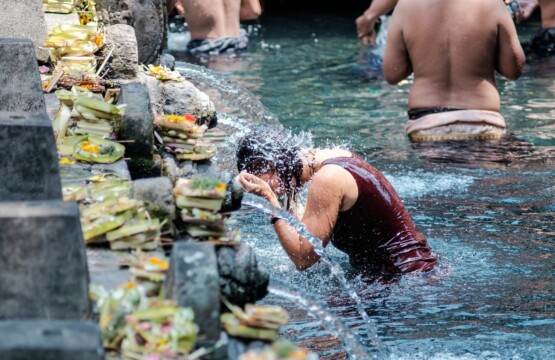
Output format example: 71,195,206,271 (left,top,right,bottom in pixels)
539,0,555,28
384,0,525,112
